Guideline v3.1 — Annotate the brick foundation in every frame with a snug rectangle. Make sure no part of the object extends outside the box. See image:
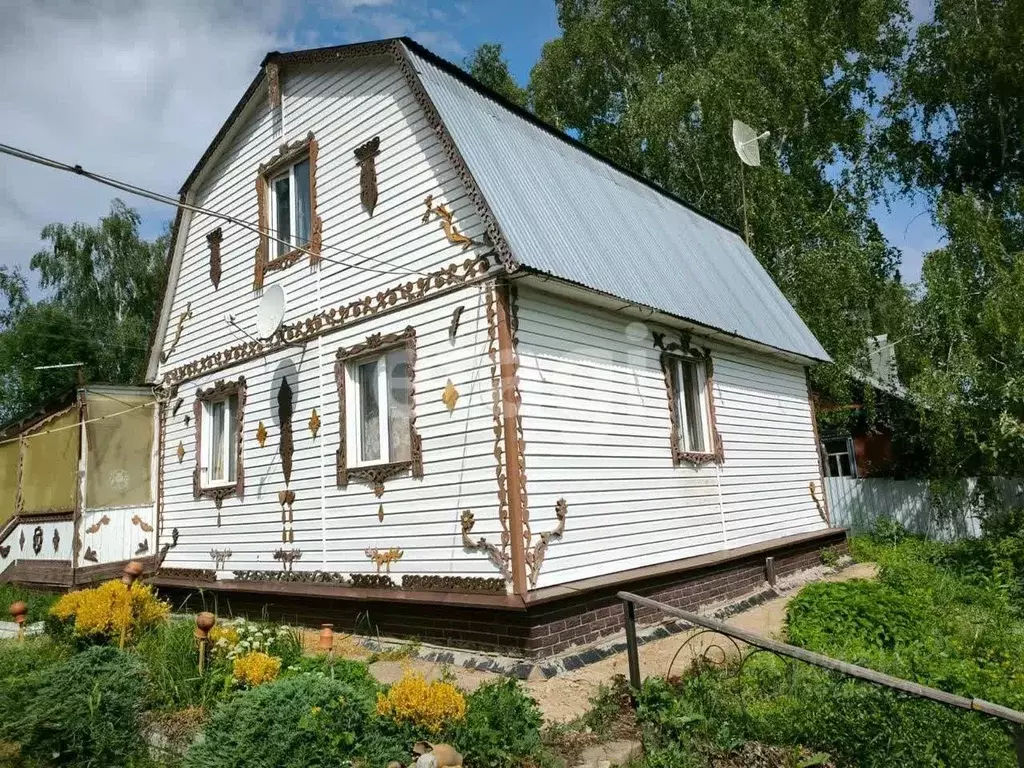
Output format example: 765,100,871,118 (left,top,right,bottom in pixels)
159,529,847,659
